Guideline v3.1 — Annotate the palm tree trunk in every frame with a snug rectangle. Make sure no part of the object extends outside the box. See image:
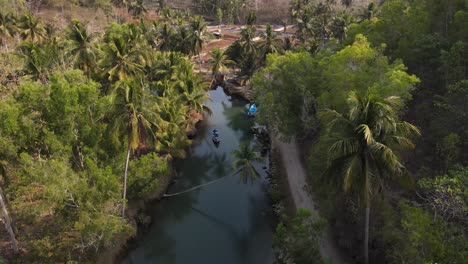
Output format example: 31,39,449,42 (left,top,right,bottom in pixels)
0,185,19,254
364,157,370,264
364,203,370,264
121,146,131,218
